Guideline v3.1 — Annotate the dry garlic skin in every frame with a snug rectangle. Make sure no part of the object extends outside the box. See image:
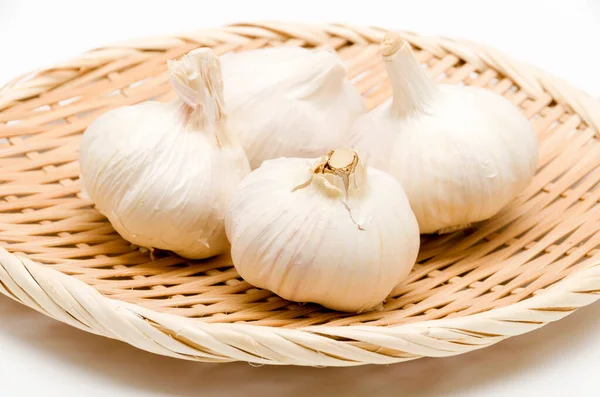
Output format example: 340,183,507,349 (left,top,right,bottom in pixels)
225,149,420,312
79,48,250,259
220,47,366,169
349,35,538,234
